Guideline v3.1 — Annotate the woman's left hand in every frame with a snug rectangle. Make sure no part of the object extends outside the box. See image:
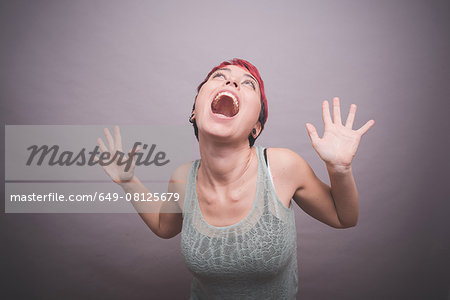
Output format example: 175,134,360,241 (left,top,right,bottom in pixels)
305,97,375,172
